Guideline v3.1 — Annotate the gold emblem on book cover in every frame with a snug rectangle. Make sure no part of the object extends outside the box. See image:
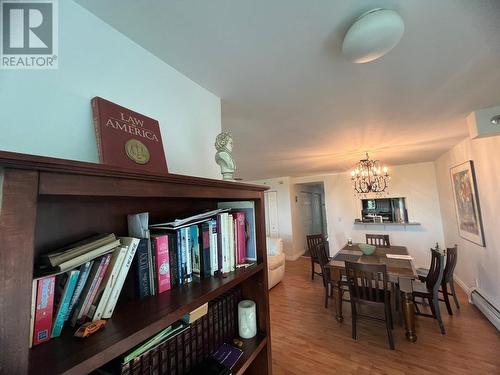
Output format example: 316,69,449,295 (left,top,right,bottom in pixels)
125,139,150,164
